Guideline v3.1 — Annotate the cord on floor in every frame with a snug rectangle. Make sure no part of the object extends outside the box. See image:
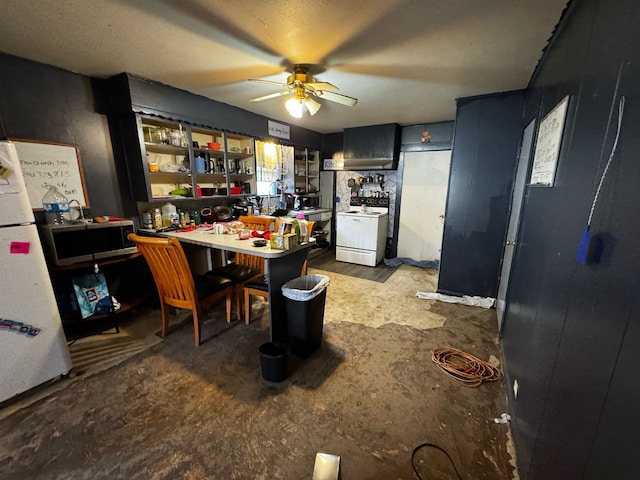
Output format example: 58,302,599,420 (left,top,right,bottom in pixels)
412,442,462,480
